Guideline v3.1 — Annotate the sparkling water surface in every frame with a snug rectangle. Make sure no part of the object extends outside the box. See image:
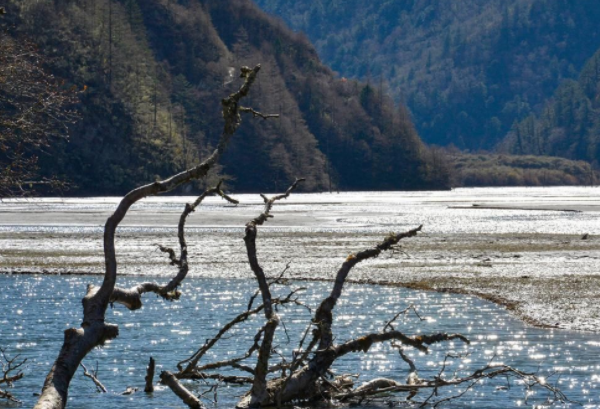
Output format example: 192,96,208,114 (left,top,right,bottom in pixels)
1,275,598,408
1,187,600,407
